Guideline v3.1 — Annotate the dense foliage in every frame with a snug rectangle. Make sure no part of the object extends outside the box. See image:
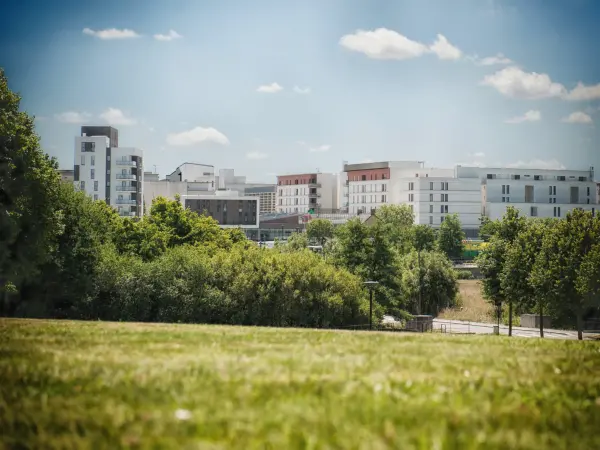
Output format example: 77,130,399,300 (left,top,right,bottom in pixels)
478,206,600,339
